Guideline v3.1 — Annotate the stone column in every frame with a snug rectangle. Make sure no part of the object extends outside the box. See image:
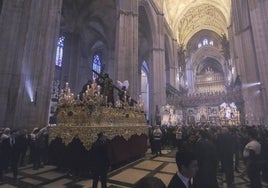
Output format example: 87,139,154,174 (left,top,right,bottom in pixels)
148,12,166,125
247,0,268,123
232,0,264,123
115,0,139,99
0,0,62,129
